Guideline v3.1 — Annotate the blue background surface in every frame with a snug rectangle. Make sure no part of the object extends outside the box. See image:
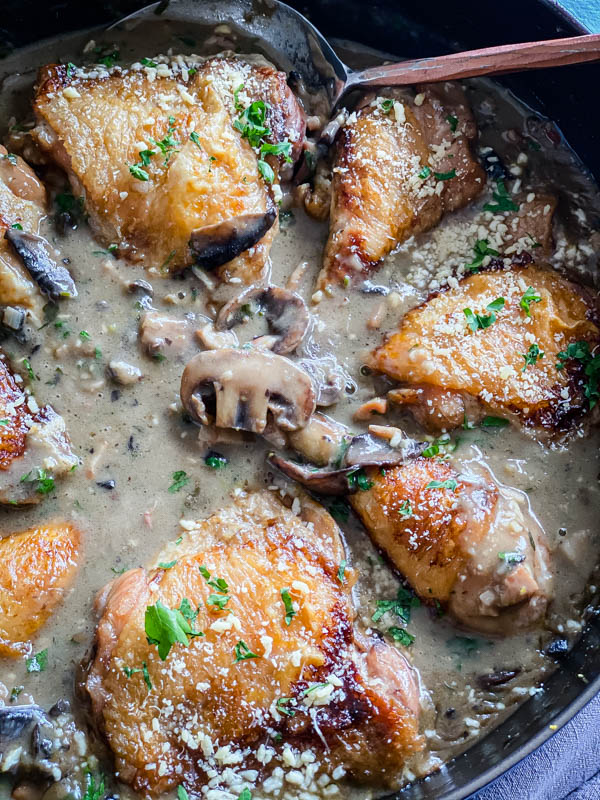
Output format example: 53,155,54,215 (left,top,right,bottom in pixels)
474,2,600,798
